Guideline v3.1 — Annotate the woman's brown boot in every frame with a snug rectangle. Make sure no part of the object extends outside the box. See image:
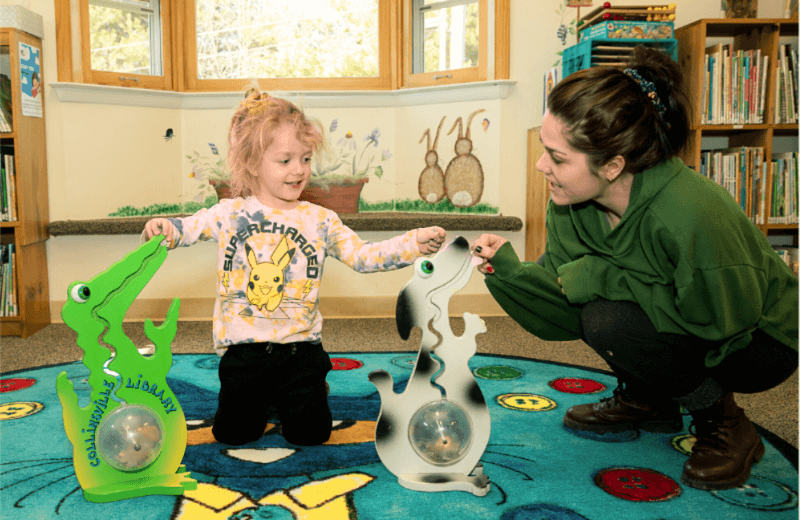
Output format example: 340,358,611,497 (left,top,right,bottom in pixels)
563,384,684,434
682,393,765,490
